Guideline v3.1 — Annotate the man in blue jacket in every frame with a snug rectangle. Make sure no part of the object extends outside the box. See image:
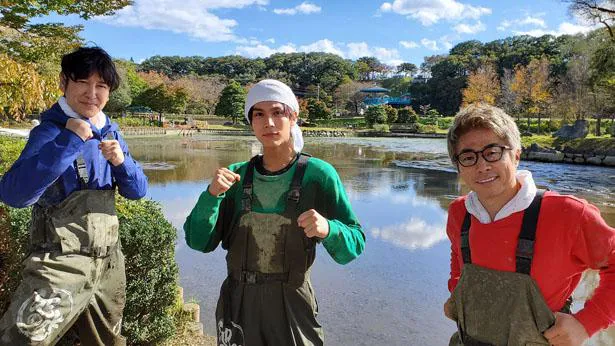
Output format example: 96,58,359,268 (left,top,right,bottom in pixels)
0,46,148,346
